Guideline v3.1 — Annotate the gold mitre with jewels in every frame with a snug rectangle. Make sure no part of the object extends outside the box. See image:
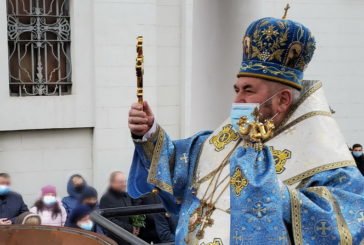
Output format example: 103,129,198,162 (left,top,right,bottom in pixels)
238,10,316,90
